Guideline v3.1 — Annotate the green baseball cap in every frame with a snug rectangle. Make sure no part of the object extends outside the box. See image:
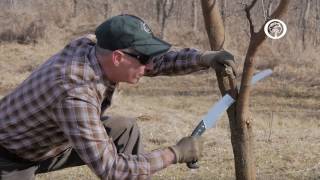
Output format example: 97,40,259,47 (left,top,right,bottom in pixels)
95,14,171,57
